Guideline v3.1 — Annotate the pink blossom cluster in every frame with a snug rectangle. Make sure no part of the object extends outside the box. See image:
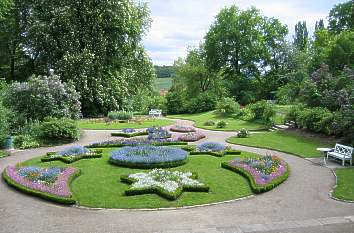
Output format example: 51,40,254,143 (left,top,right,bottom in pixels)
5,166,76,197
